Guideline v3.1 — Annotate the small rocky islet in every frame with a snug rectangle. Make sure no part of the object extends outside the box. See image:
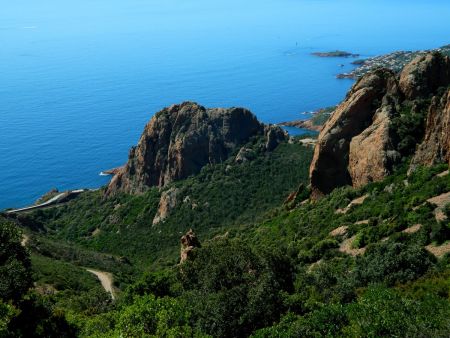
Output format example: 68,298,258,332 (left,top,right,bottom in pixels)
311,50,360,58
